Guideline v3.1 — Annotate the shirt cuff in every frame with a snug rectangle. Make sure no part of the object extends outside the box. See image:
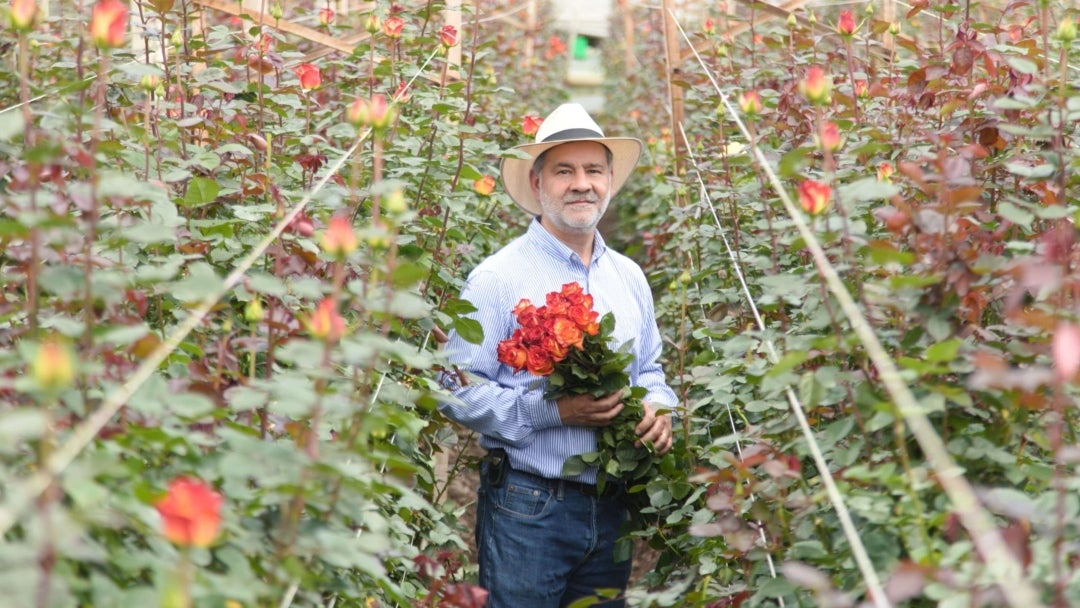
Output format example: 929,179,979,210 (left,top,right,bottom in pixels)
527,391,563,430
